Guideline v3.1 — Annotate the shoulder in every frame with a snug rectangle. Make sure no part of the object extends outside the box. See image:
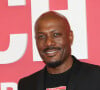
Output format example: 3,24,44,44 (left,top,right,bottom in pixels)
73,55,100,72
73,58,100,89
18,68,45,87
72,56,100,76
80,61,100,73
20,68,44,82
75,60,100,80
72,56,100,89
